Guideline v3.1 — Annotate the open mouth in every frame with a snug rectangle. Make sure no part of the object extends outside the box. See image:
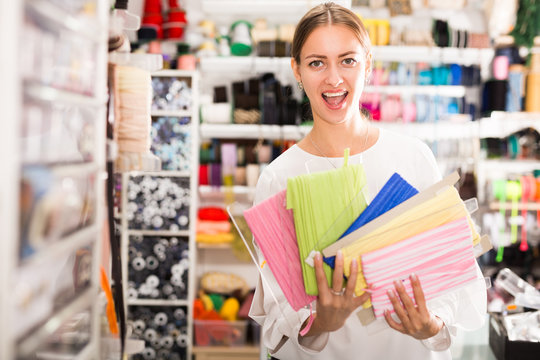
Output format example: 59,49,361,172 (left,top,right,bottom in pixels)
322,91,348,108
